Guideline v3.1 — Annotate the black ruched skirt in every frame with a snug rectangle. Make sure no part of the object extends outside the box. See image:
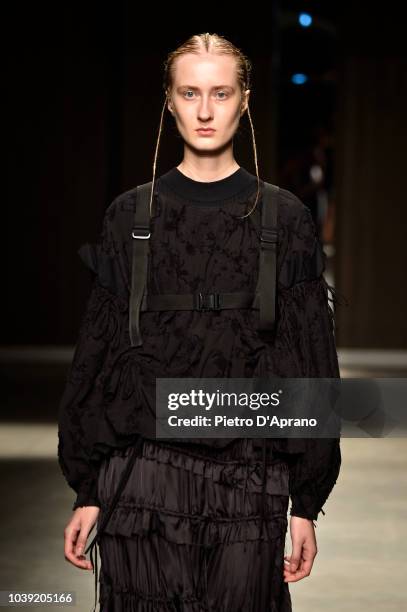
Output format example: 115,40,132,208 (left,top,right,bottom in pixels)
95,438,292,612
